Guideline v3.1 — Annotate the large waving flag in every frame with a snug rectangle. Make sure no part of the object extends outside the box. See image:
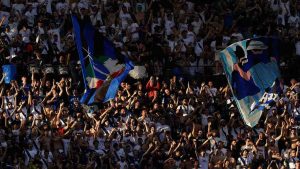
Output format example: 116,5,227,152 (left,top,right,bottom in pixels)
219,37,281,127
72,15,133,104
